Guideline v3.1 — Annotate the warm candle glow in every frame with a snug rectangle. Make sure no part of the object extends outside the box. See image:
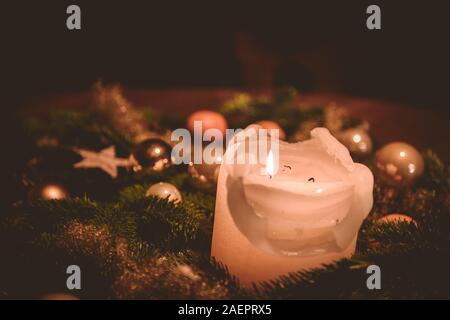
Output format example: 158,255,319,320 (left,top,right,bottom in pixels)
264,149,275,177
212,126,374,286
